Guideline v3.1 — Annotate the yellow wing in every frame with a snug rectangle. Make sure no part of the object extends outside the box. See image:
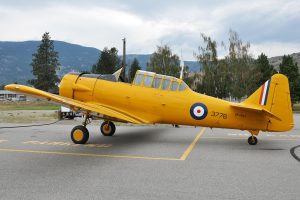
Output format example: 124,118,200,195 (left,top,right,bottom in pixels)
5,84,148,124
